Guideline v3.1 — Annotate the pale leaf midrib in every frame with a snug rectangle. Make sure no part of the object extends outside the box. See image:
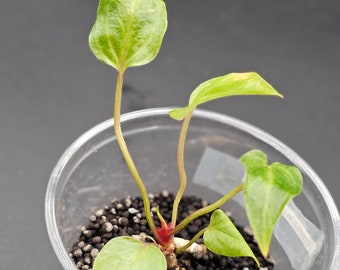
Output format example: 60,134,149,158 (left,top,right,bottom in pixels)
119,0,138,70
